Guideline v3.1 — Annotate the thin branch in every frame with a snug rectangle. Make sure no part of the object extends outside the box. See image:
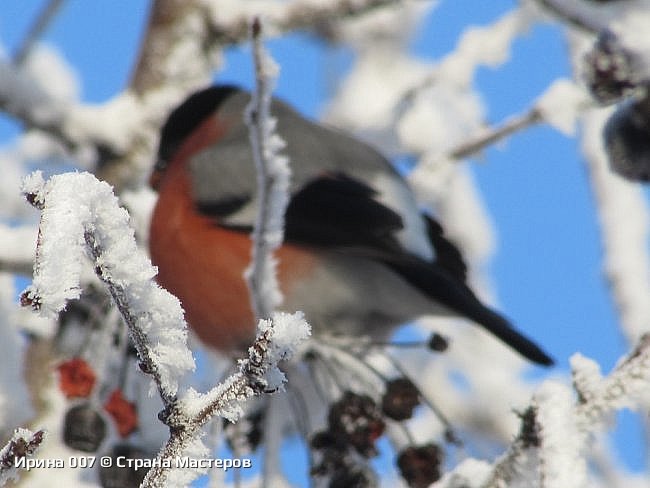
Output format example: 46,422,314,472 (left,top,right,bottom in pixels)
449,108,542,160
143,319,307,487
245,18,290,320
13,0,66,66
83,229,177,407
479,406,539,488
535,0,607,34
